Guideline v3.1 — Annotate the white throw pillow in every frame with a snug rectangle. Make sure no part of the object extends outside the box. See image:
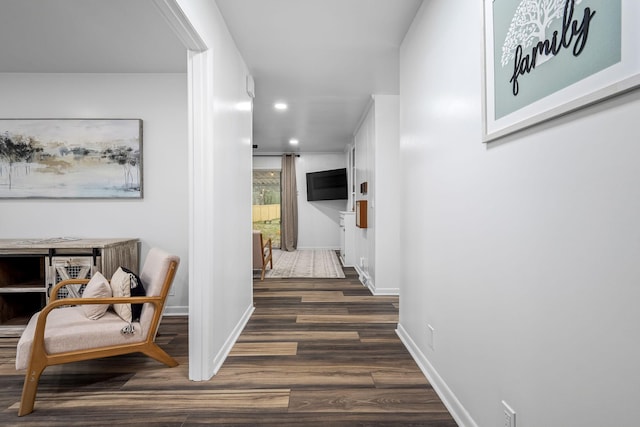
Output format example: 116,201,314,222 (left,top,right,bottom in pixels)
109,267,132,322
81,272,112,320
